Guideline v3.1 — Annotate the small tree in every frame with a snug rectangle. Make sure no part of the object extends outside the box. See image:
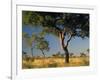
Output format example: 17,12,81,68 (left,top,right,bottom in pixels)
70,53,74,58
60,54,65,58
22,32,49,58
56,51,61,57
80,53,86,57
36,37,49,58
